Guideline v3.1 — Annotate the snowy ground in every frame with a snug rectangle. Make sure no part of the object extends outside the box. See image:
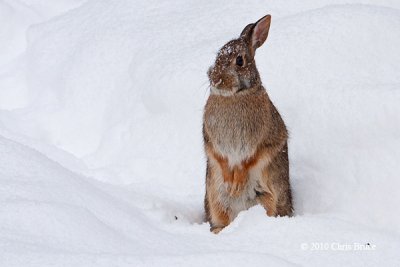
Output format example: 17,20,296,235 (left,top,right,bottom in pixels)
1,0,400,266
